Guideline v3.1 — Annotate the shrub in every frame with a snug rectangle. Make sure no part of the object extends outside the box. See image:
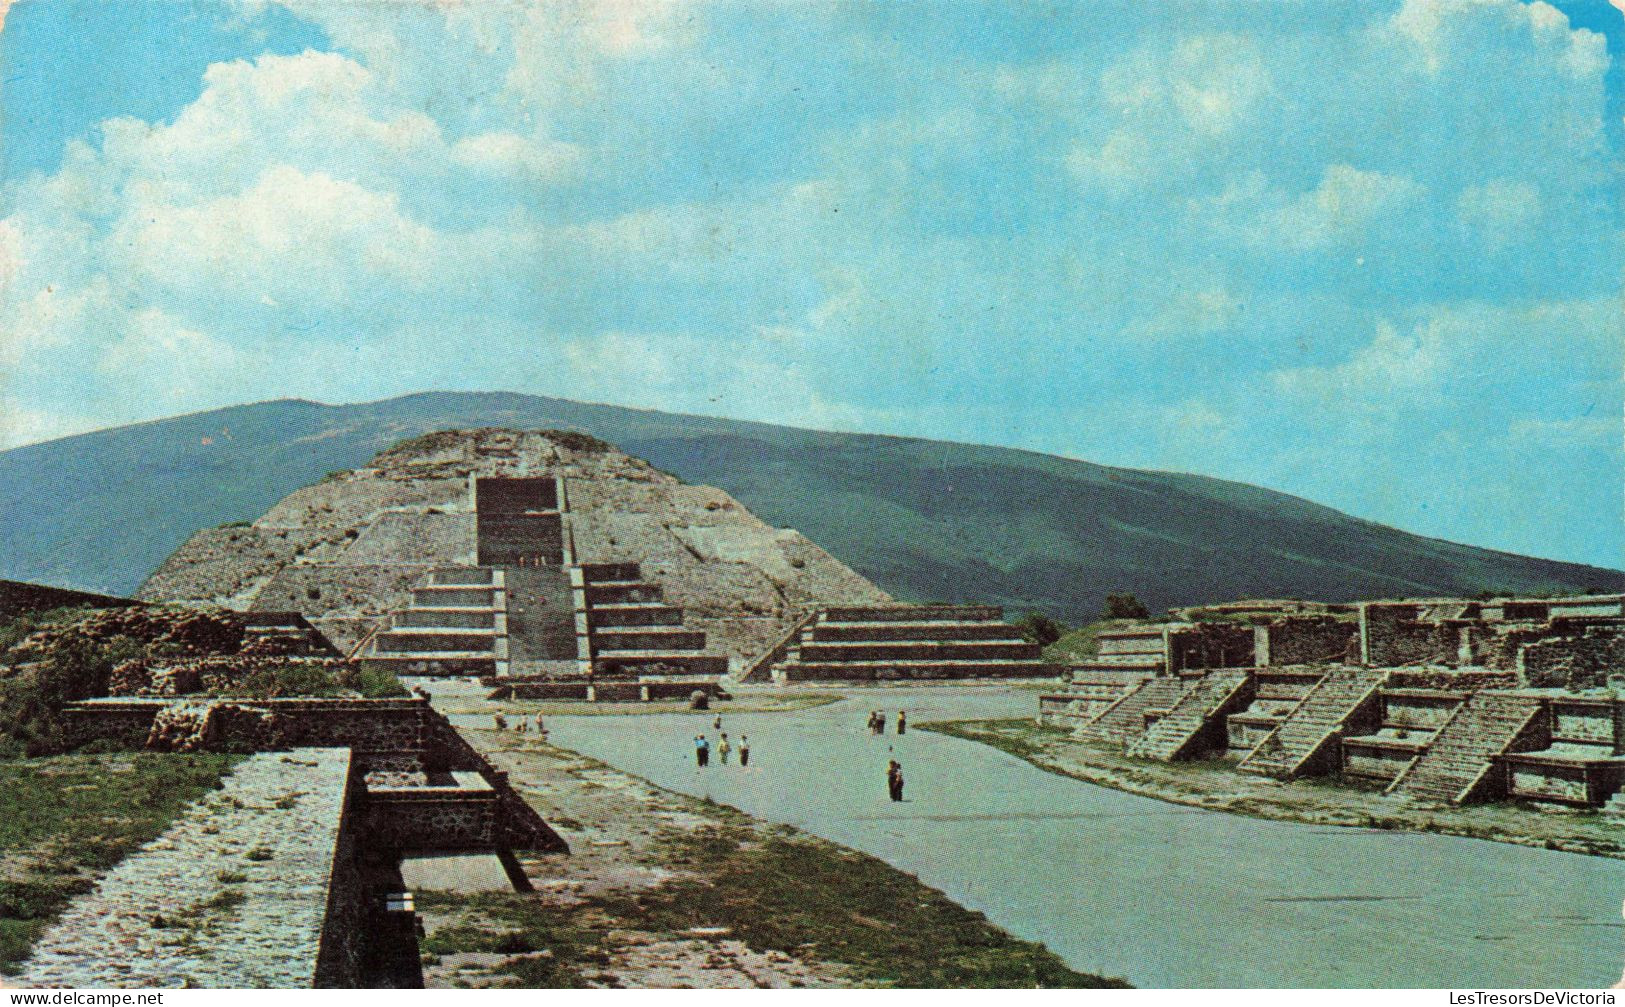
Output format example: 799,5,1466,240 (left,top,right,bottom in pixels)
1013,612,1064,648
1102,593,1151,621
